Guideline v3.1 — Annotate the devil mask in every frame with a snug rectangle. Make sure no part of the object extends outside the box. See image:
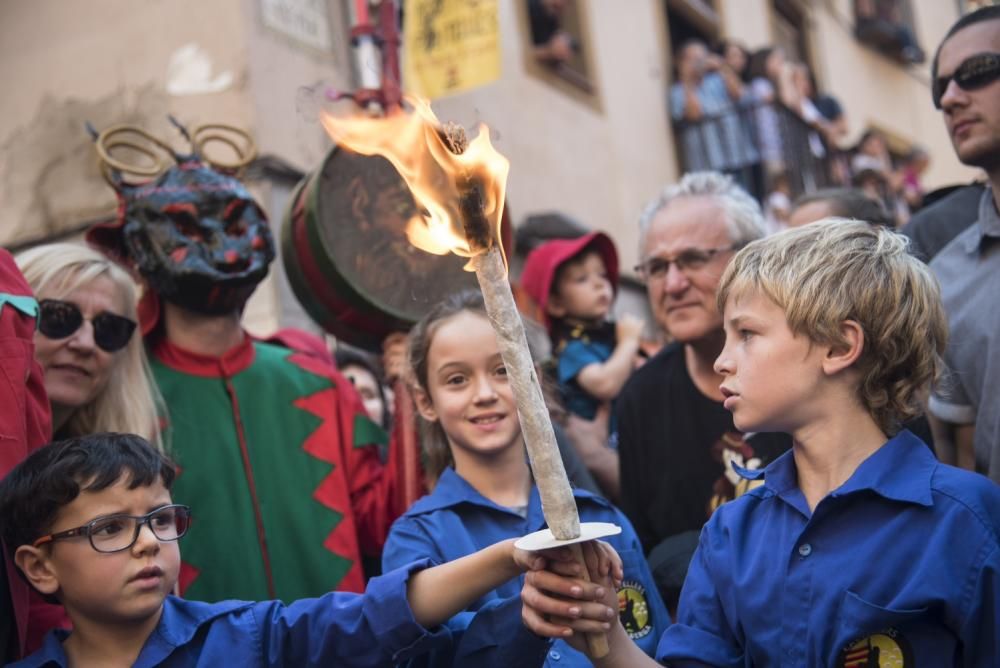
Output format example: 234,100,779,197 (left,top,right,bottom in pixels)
87,123,275,316
120,162,275,314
